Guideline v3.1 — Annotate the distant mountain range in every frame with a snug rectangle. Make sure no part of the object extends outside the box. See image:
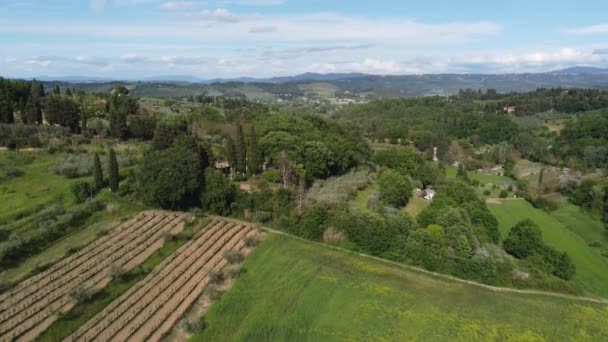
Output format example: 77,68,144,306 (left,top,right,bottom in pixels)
32,67,608,84
30,66,608,99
